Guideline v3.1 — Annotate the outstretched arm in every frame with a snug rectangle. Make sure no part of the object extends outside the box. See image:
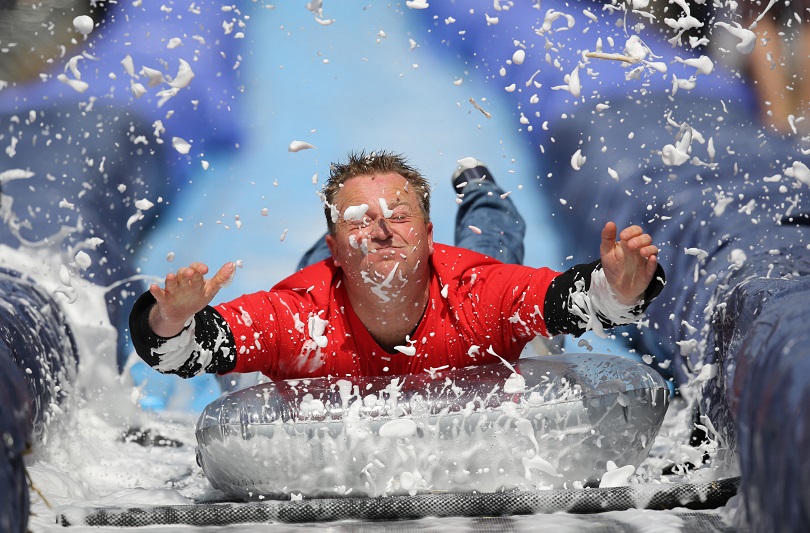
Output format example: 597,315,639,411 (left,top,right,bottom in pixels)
148,262,236,338
599,222,659,305
129,262,240,378
543,221,665,337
